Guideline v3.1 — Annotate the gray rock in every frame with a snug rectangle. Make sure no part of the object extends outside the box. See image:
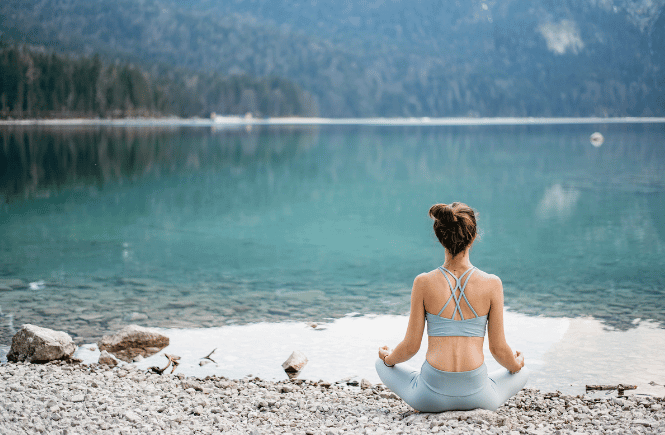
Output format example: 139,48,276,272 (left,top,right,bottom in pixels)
280,384,295,393
360,378,372,390
610,397,625,407
0,278,27,289
282,350,308,375
98,350,119,367
182,380,202,391
126,312,149,322
124,410,140,423
632,419,654,427
7,324,76,363
429,409,511,428
97,324,169,362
